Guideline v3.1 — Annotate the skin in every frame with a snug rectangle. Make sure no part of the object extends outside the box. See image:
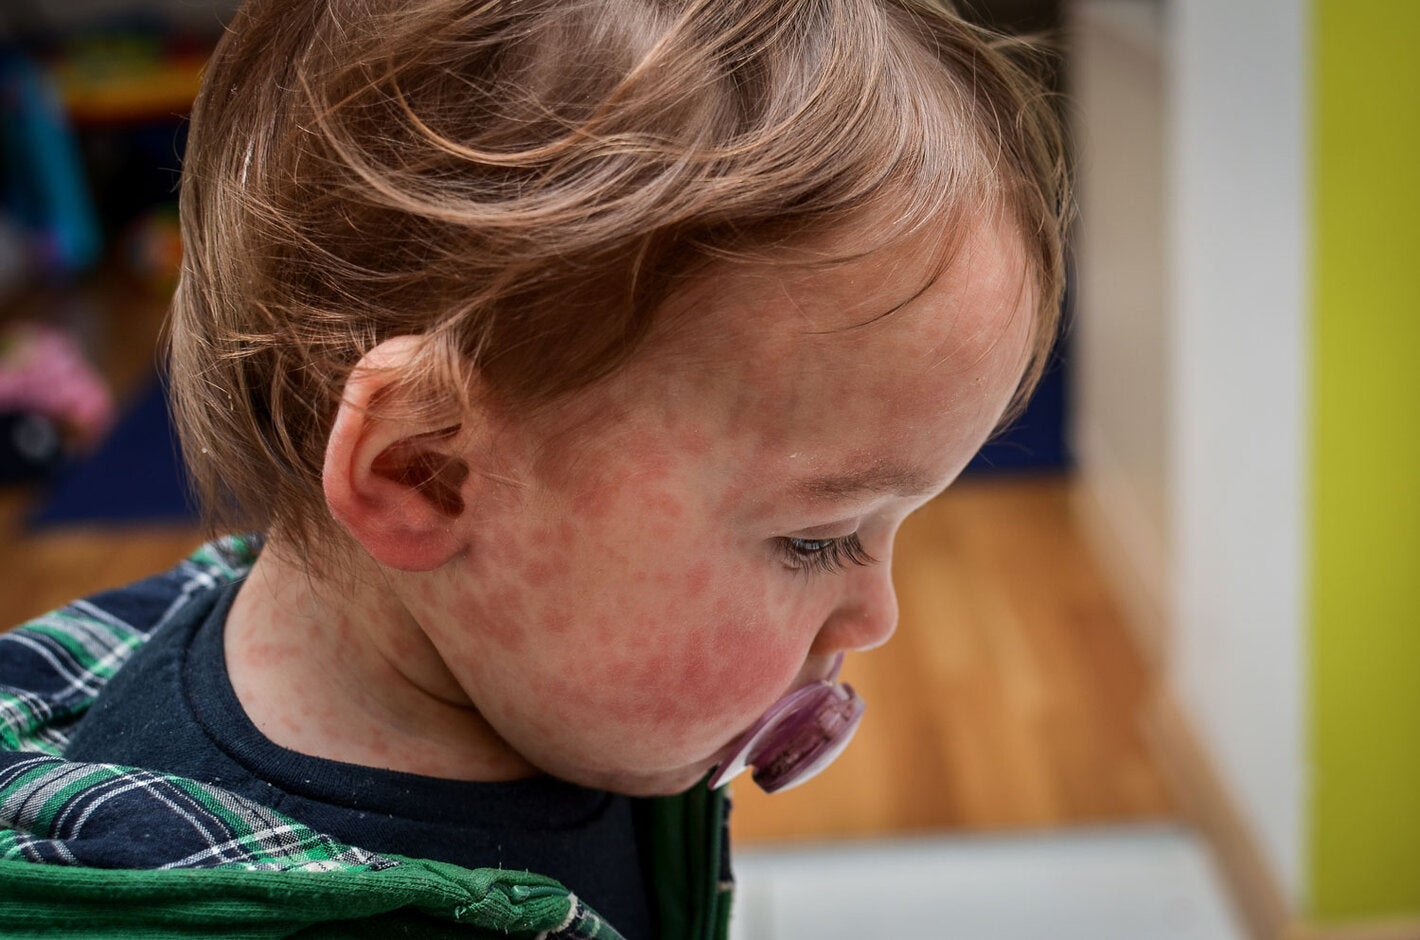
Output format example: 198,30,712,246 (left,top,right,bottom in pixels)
226,209,1036,797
